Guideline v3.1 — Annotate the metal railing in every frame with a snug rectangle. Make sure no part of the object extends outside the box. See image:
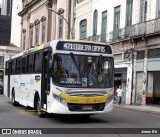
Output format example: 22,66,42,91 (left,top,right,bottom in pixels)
109,17,160,42
87,33,108,43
